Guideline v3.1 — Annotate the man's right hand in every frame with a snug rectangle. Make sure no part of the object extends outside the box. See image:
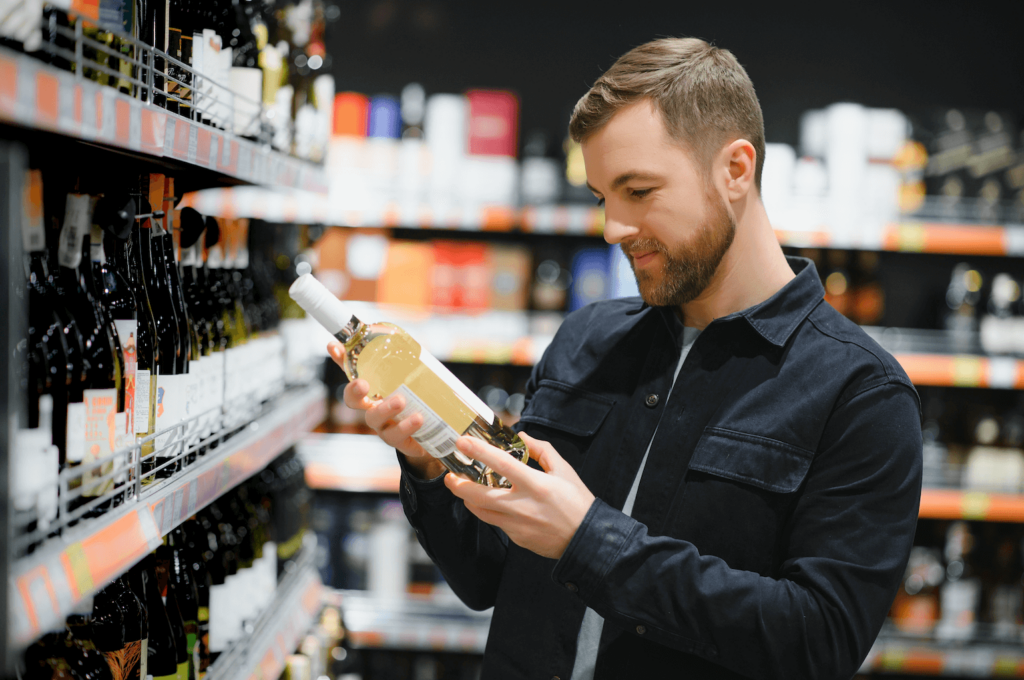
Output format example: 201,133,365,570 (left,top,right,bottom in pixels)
334,342,448,480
